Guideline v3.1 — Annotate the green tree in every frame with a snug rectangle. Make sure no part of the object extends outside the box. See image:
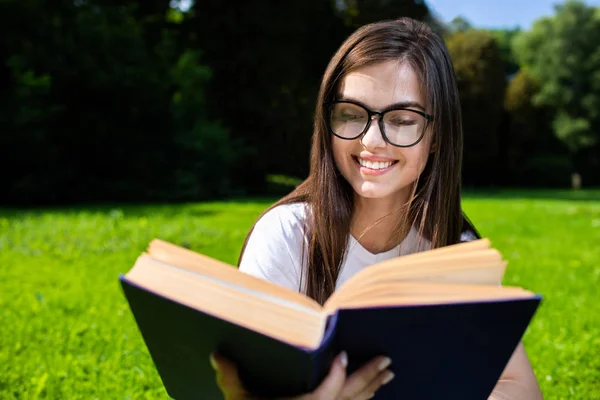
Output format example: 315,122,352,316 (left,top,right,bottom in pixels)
486,28,521,76
503,71,571,186
504,71,544,146
0,0,437,204
169,49,235,200
448,16,473,33
446,30,507,185
0,1,175,204
512,0,600,156
0,0,232,204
